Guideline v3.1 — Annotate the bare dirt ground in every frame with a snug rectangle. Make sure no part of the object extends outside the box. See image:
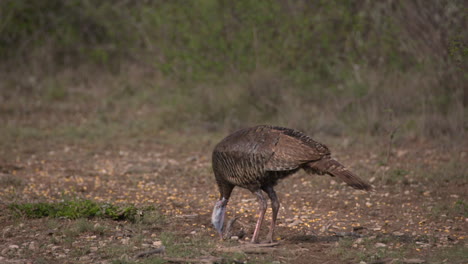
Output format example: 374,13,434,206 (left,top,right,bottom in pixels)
0,138,466,264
